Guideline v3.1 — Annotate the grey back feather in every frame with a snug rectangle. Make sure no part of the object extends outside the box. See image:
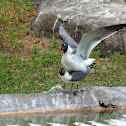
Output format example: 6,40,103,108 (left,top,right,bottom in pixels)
70,67,94,81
